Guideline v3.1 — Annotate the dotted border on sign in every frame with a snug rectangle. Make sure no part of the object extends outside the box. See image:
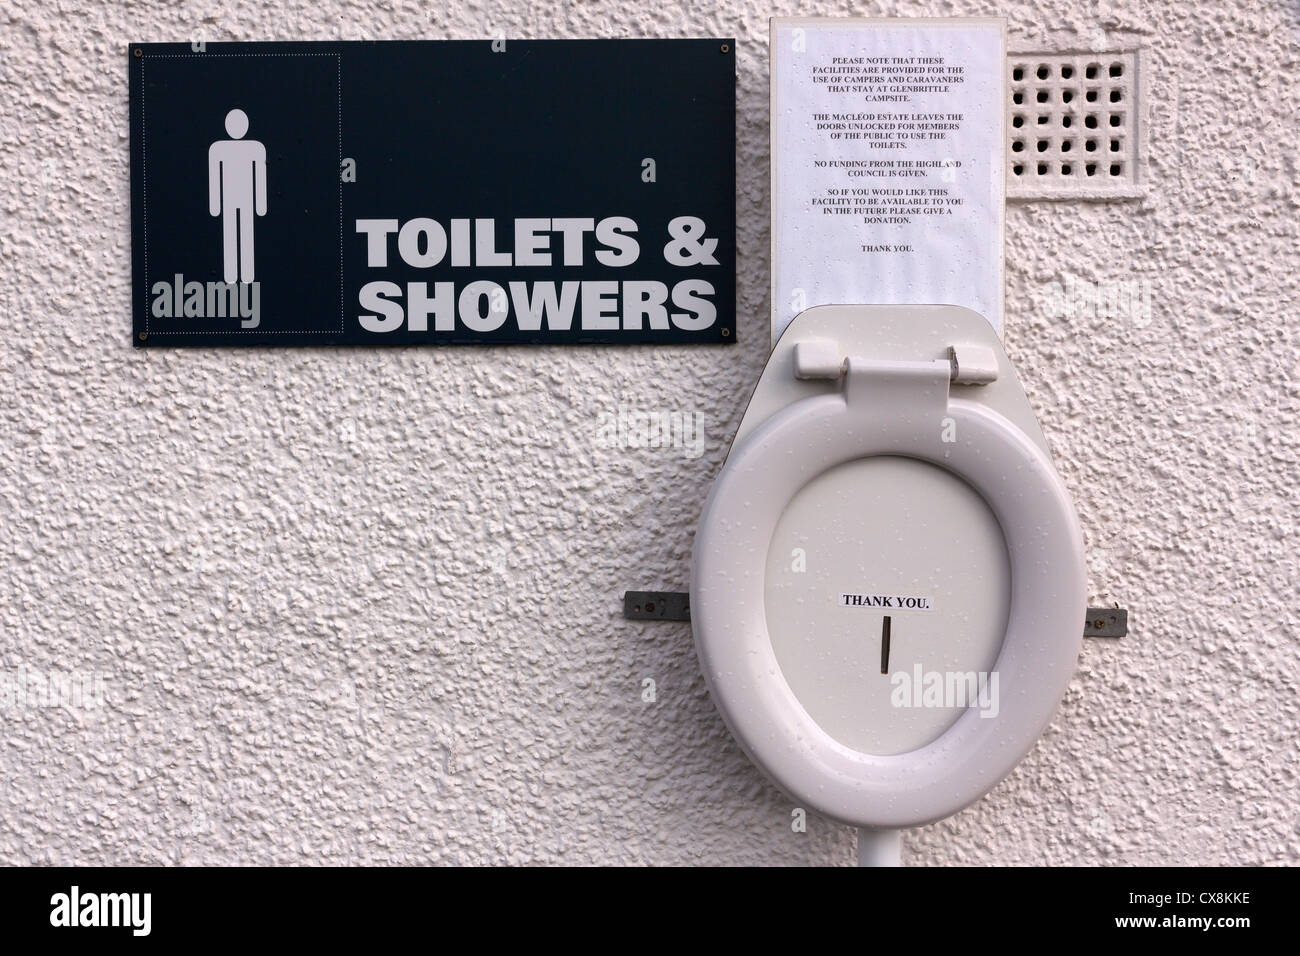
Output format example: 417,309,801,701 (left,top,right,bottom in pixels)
138,51,344,337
